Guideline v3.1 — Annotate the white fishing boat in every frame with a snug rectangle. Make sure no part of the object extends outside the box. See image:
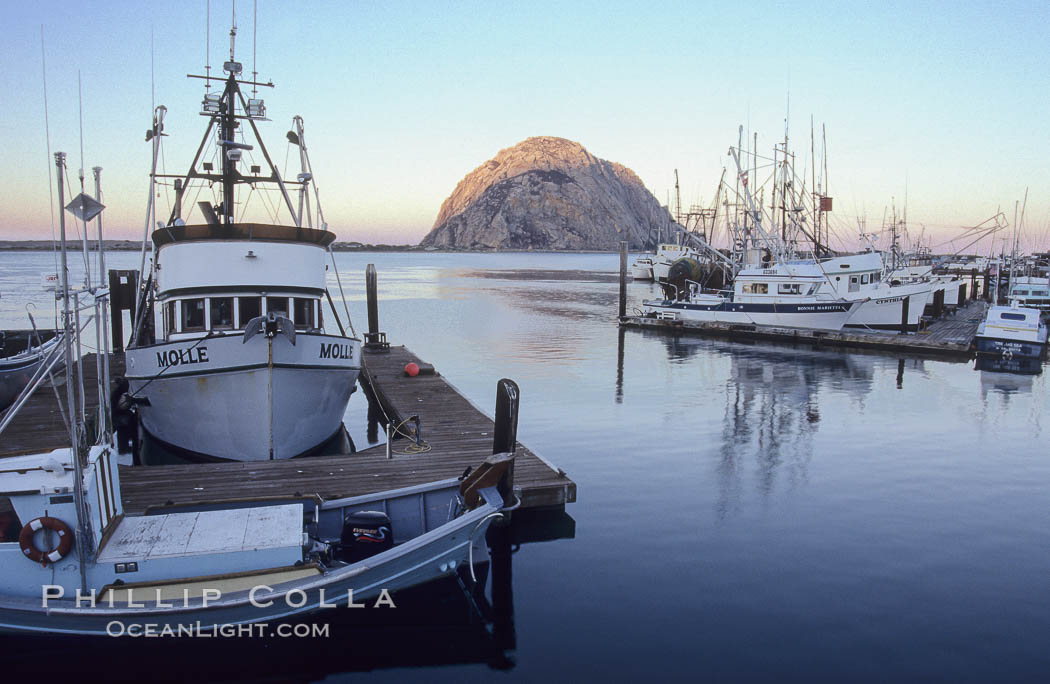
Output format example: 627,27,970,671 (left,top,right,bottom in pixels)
631,255,655,280
974,303,1048,359
1007,275,1050,310
123,29,361,461
650,242,702,282
642,261,865,330
818,252,932,331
